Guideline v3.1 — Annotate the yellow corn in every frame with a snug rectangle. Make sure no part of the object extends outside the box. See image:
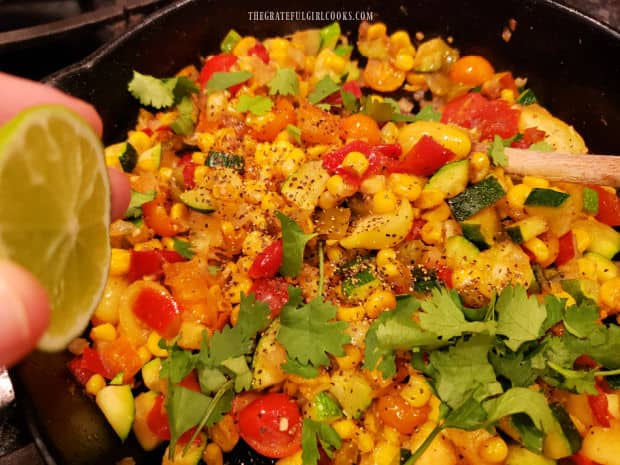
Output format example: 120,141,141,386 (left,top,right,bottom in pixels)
326,245,344,263
170,202,189,221
367,23,387,40
318,191,338,209
573,227,591,253
196,132,215,153
478,436,509,463
157,111,178,127
110,248,131,276
147,332,168,357
137,346,152,365
233,36,258,56
381,122,399,144
161,237,175,251
209,415,239,452
242,230,266,258
365,289,397,318
383,427,400,445
193,165,209,185
390,30,413,50
415,189,445,209
422,202,451,222
220,221,235,237
260,192,283,211
372,441,400,465
104,142,124,169
372,190,398,214
203,443,223,465
342,151,370,176
337,305,366,322
600,277,620,311
388,173,423,201
500,88,515,104
506,183,533,209
85,374,106,396
326,175,356,199
551,290,576,308
376,248,397,268
523,237,550,264
356,431,375,453
275,451,303,465
332,419,357,440
158,167,173,183
178,321,208,350
360,175,387,195
577,257,599,280
401,375,433,407
522,175,550,188
326,53,347,74
335,344,363,370
127,130,151,154
420,220,444,245
191,151,207,165
469,151,490,183
394,52,415,71
90,323,117,343
228,276,253,304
